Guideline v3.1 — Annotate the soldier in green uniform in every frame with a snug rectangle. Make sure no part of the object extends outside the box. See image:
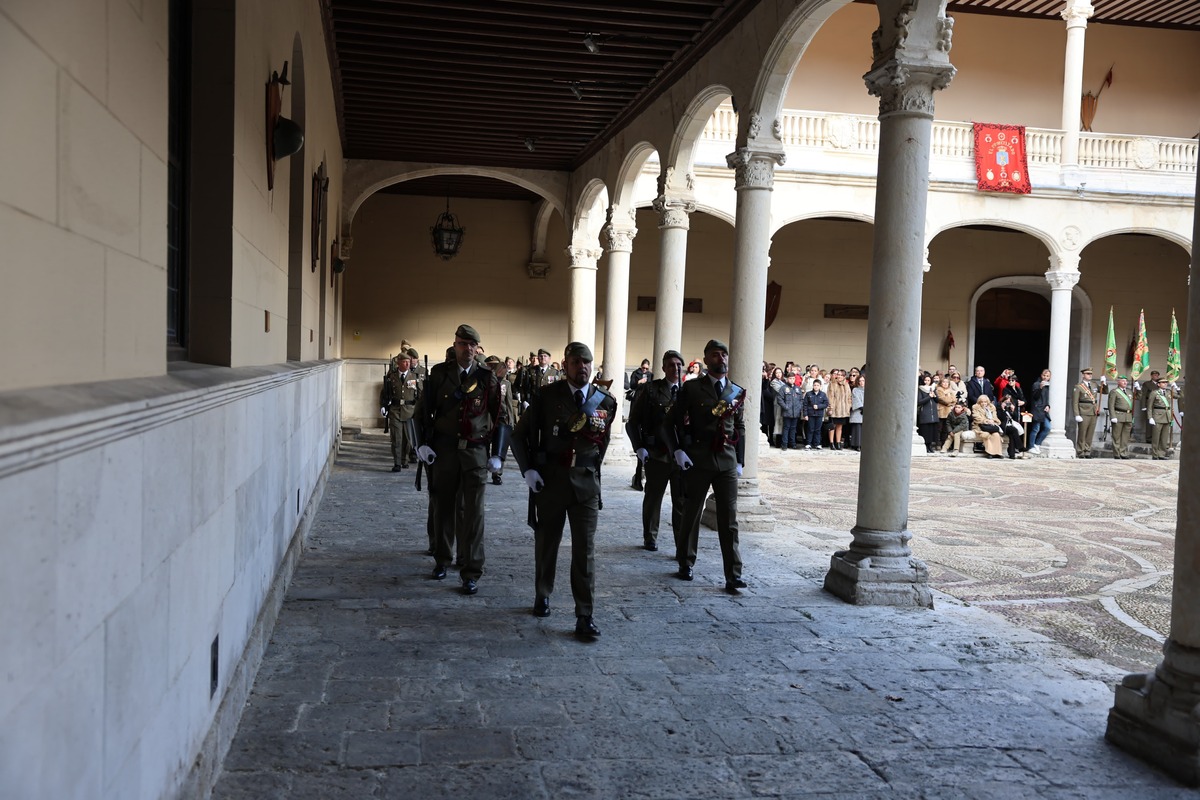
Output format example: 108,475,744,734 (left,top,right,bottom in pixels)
1107,375,1134,459
1072,368,1100,458
667,339,747,592
520,348,563,404
626,350,686,552
486,354,519,485
380,352,422,471
1149,376,1174,459
1137,370,1161,443
510,342,616,640
414,324,506,595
